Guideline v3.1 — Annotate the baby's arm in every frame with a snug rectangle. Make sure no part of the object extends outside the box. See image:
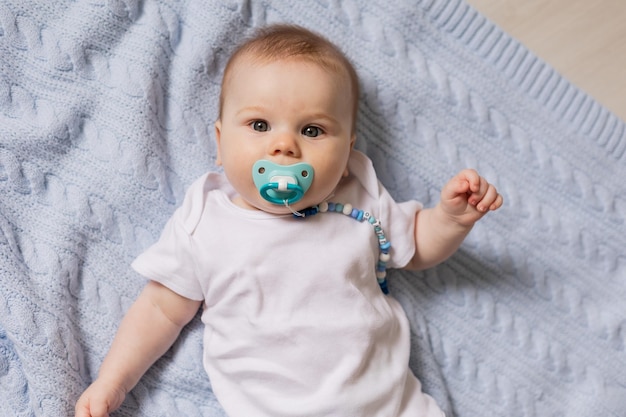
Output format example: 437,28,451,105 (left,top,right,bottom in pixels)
405,169,503,271
75,281,202,417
